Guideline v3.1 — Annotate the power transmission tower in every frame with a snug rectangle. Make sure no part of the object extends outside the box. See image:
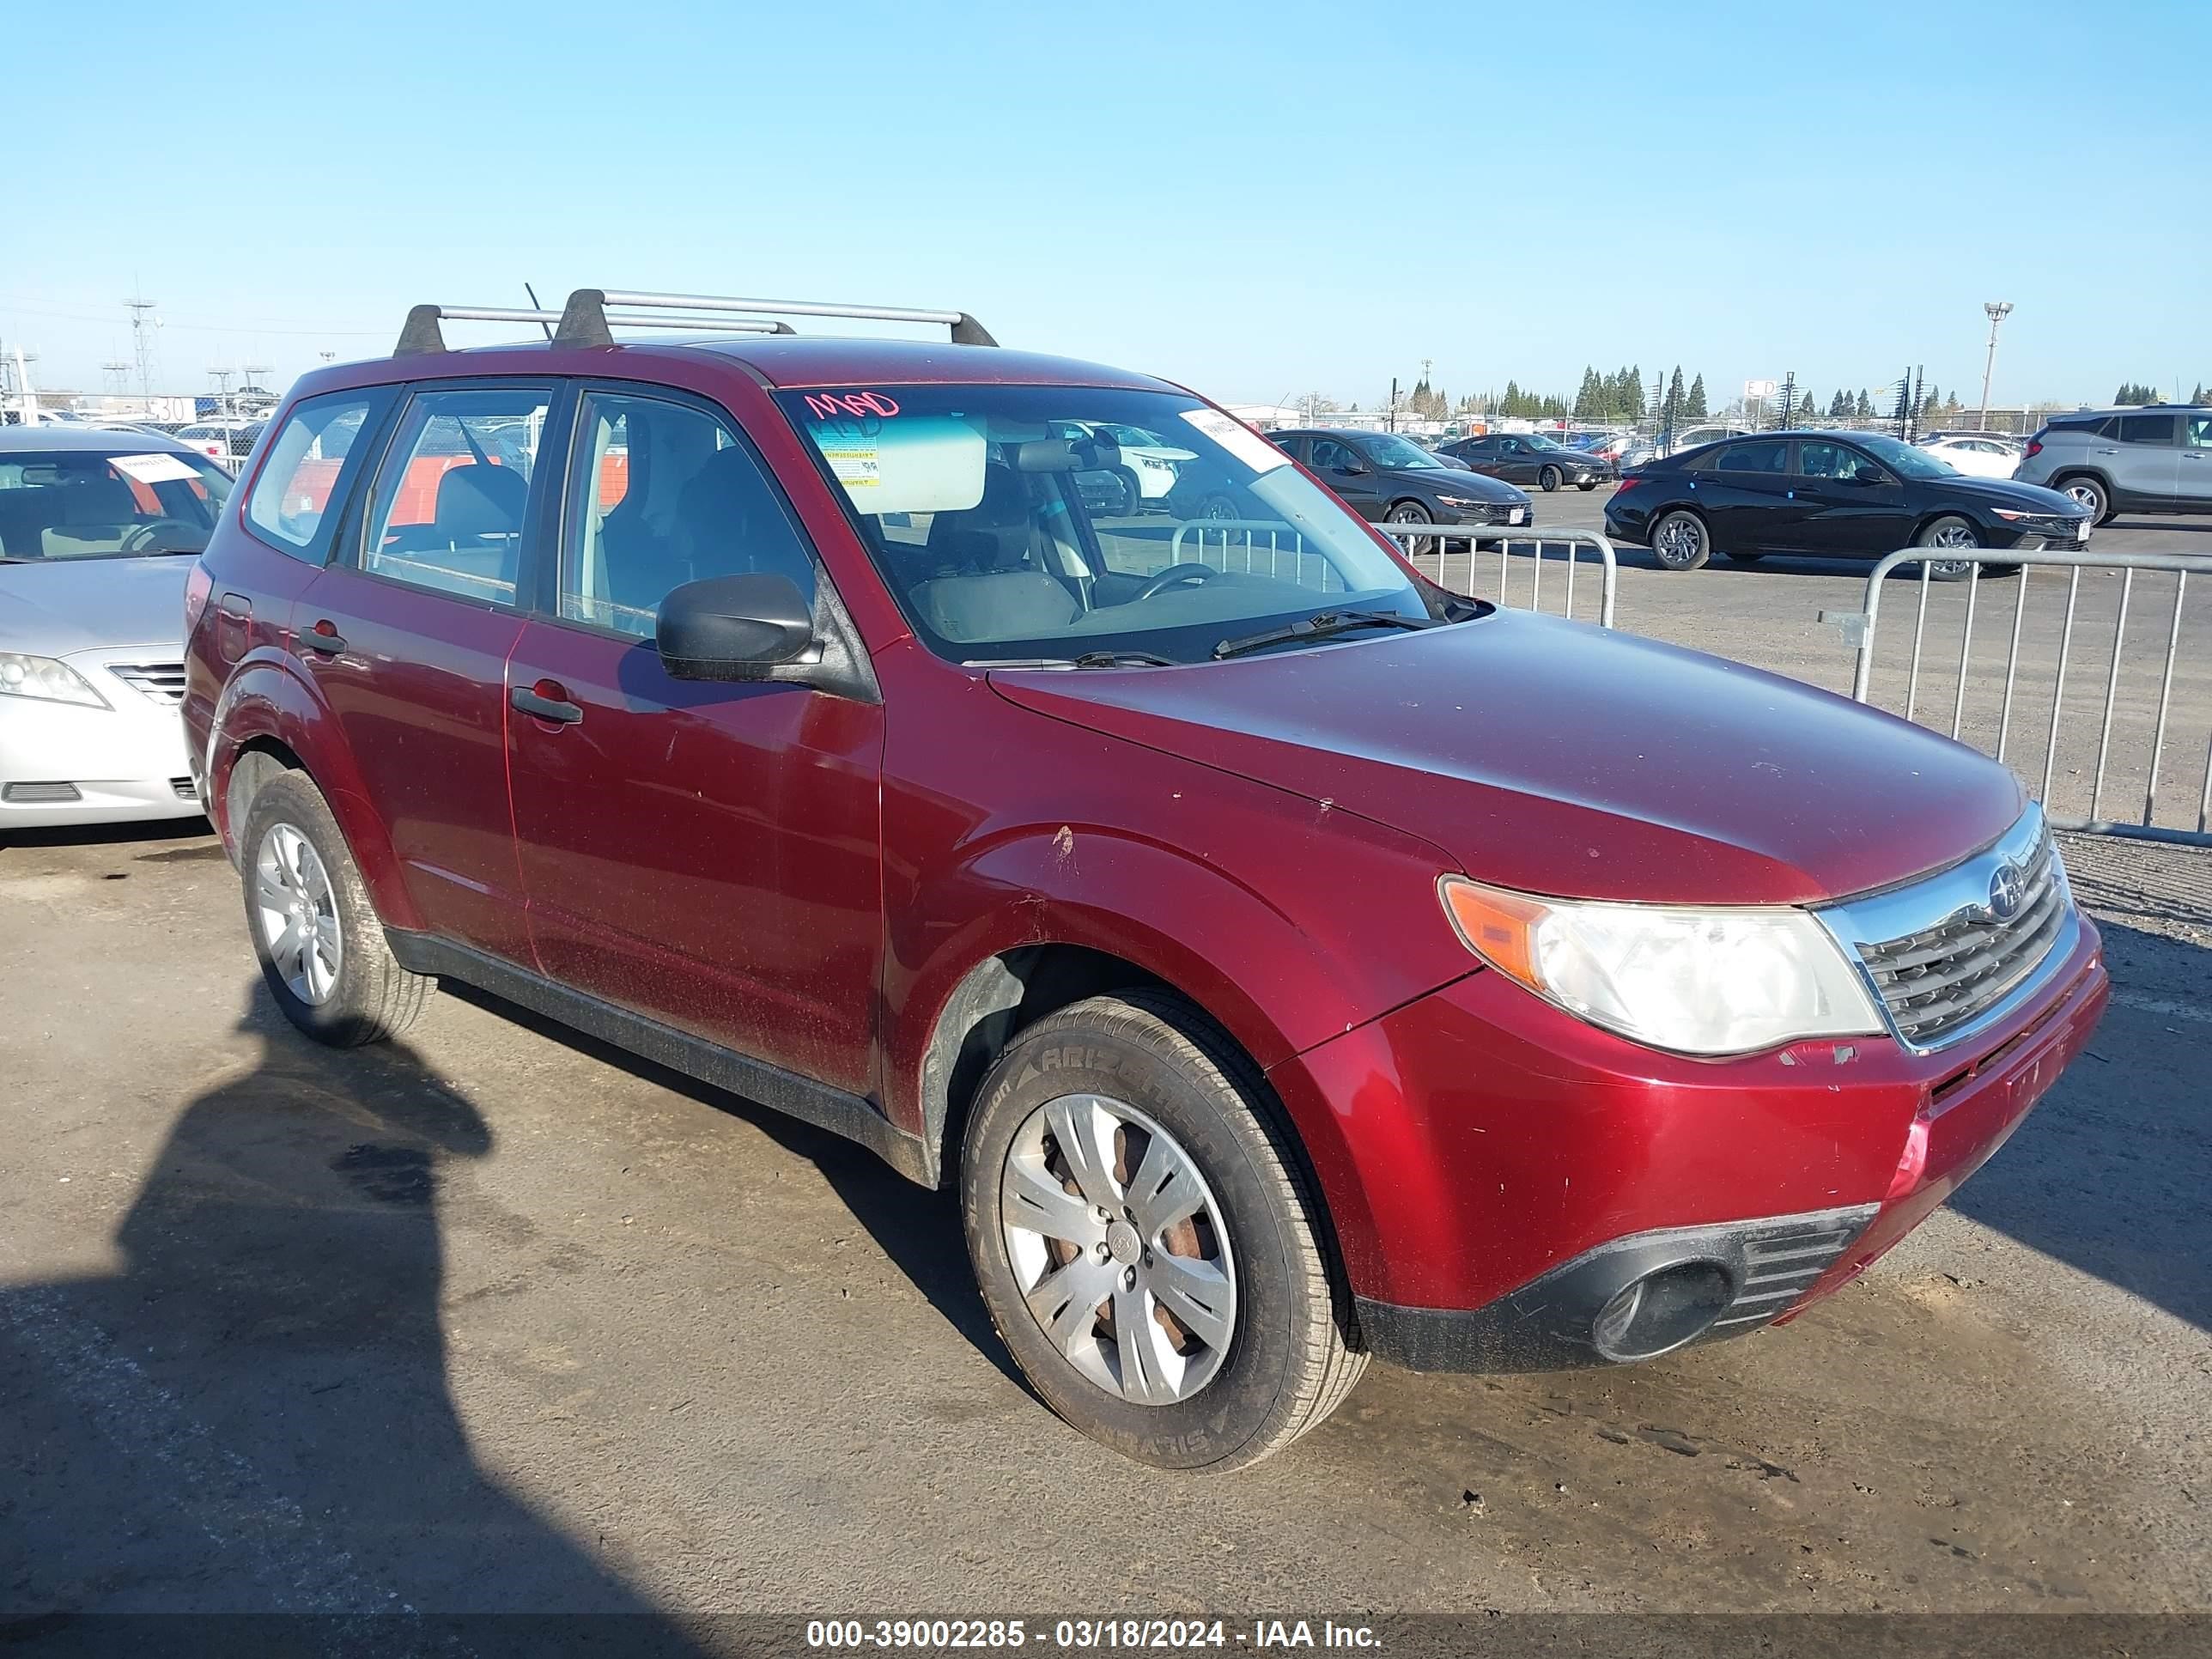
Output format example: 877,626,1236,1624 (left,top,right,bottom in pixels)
125,293,159,400
101,361,131,395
